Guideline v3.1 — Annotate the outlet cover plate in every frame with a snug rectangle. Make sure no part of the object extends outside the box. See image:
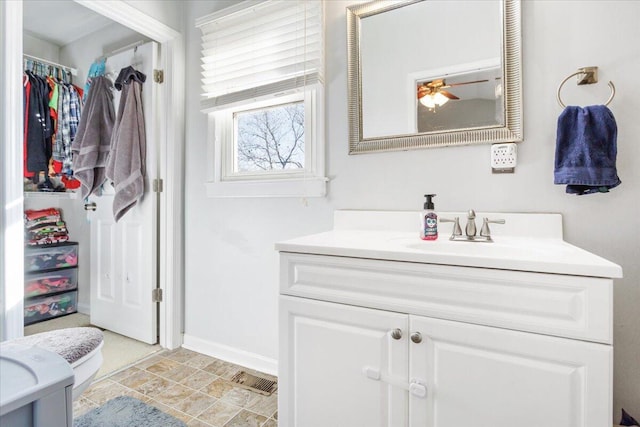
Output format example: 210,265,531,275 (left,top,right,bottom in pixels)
491,143,517,173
